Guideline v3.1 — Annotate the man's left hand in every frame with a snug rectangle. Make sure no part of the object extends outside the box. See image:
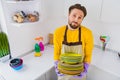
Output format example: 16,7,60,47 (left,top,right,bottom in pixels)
73,63,89,79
